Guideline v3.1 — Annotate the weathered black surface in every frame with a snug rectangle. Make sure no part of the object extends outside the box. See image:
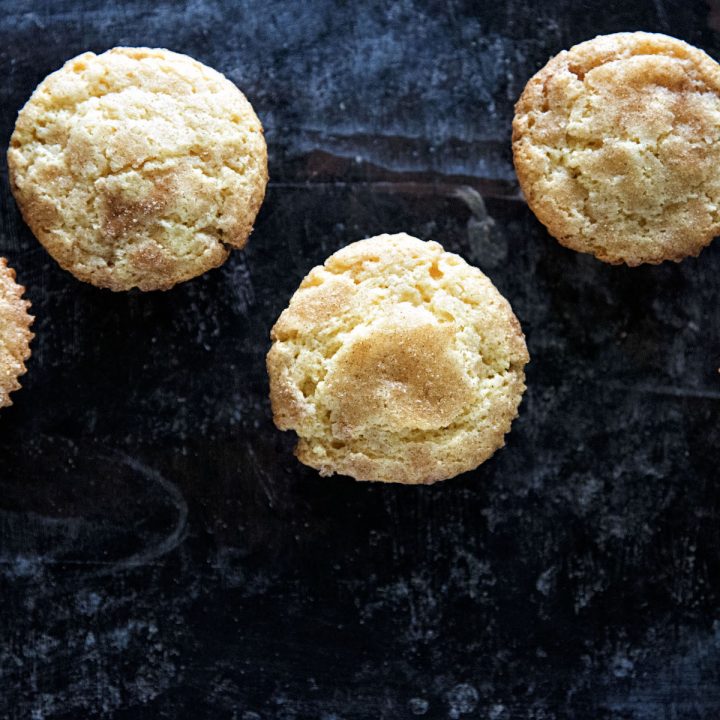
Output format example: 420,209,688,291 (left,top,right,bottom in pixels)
2,1,720,718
